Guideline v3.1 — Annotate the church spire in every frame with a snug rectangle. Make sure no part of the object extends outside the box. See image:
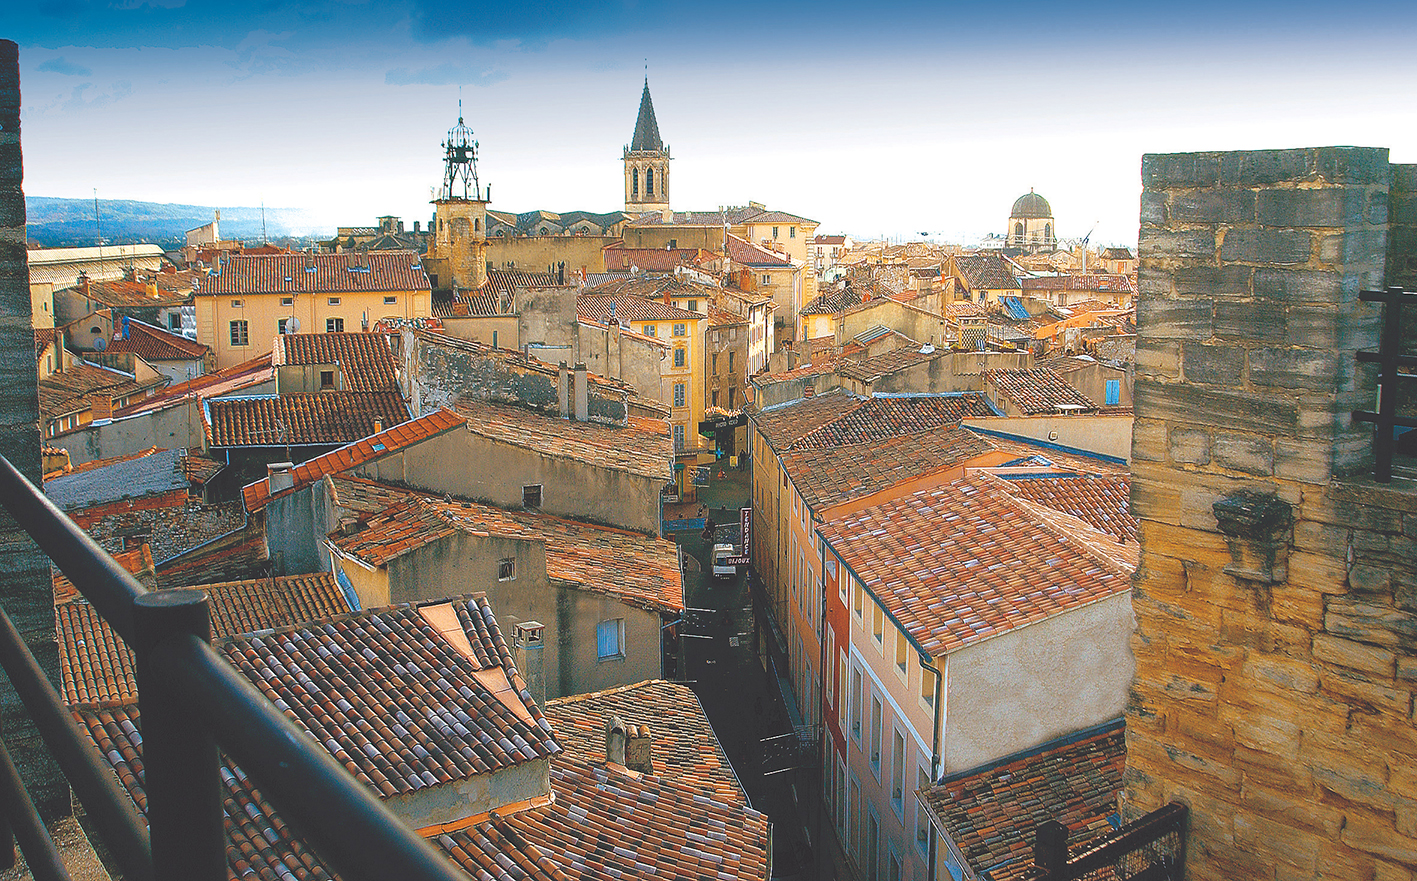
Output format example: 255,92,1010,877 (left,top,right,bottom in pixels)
630,78,663,153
